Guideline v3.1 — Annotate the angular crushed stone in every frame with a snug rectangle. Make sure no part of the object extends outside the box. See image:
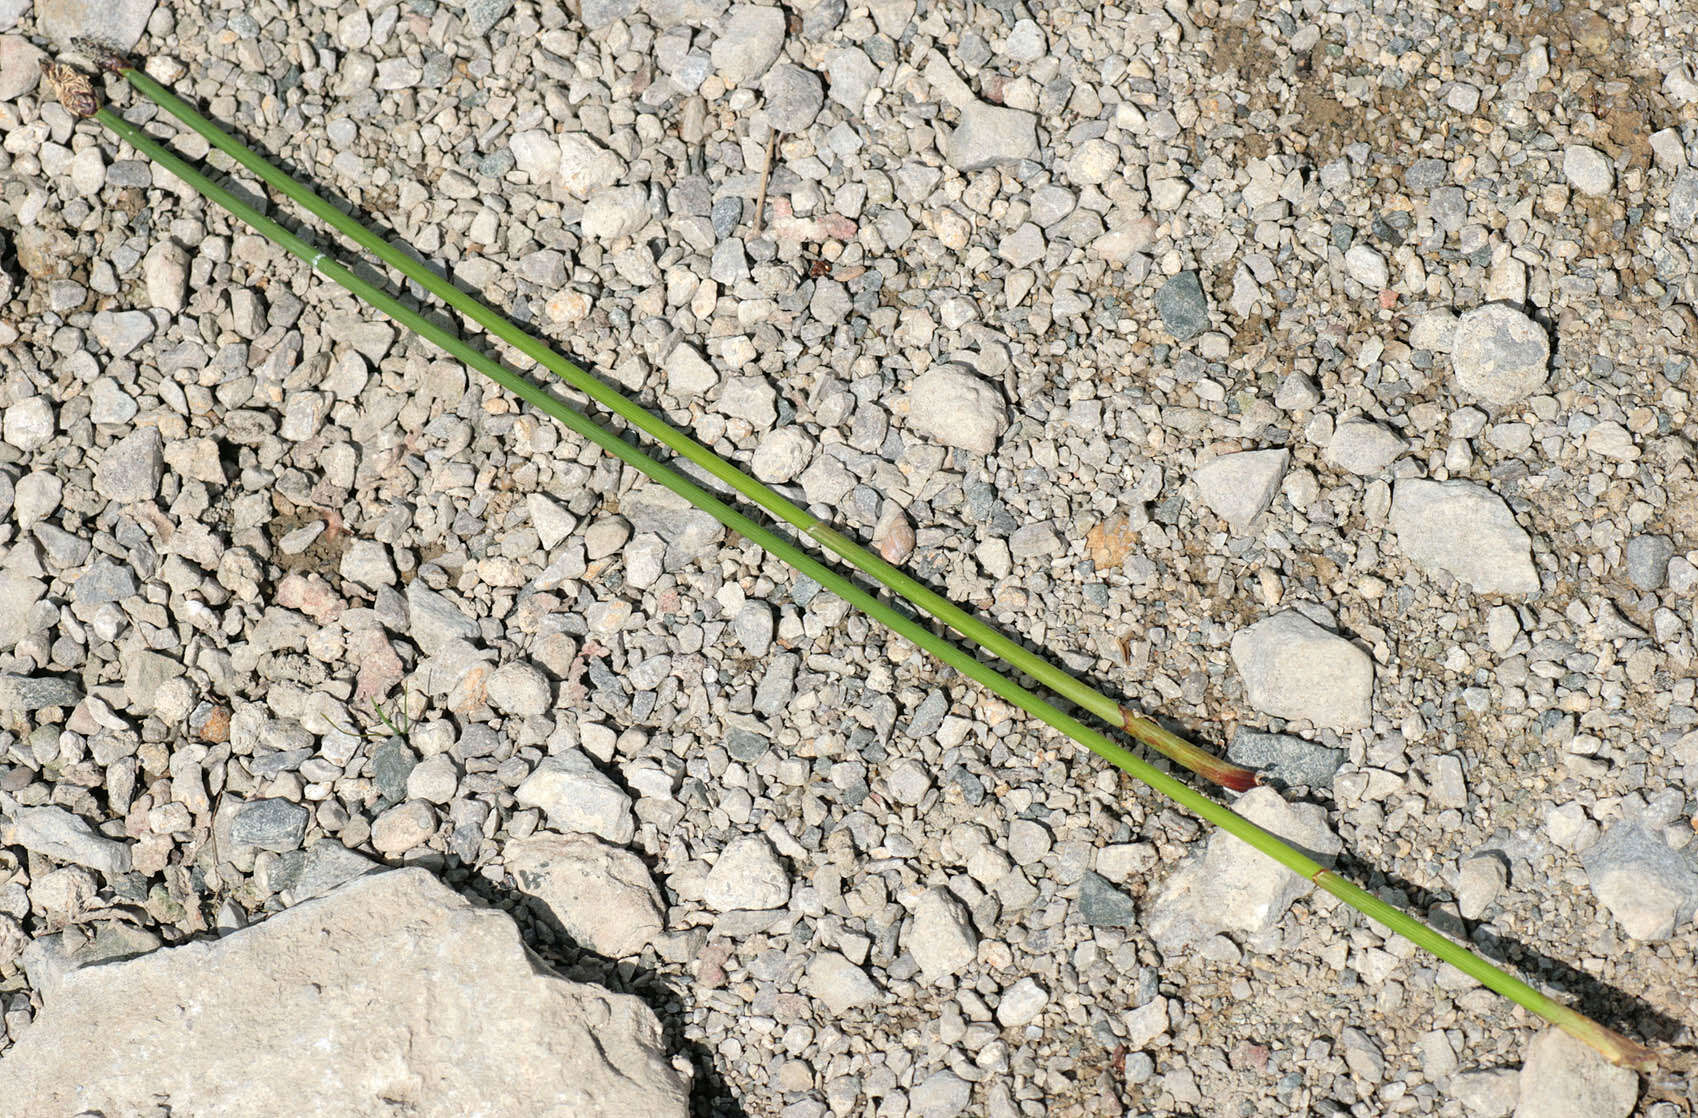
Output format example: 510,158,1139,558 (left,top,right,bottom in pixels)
1229,611,1374,729
1390,479,1539,596
1579,821,1698,941
1191,449,1288,533
1147,786,1342,952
